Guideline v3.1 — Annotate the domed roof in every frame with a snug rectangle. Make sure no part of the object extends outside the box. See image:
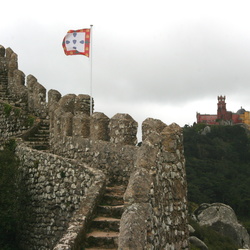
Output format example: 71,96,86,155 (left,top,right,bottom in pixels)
236,107,246,114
